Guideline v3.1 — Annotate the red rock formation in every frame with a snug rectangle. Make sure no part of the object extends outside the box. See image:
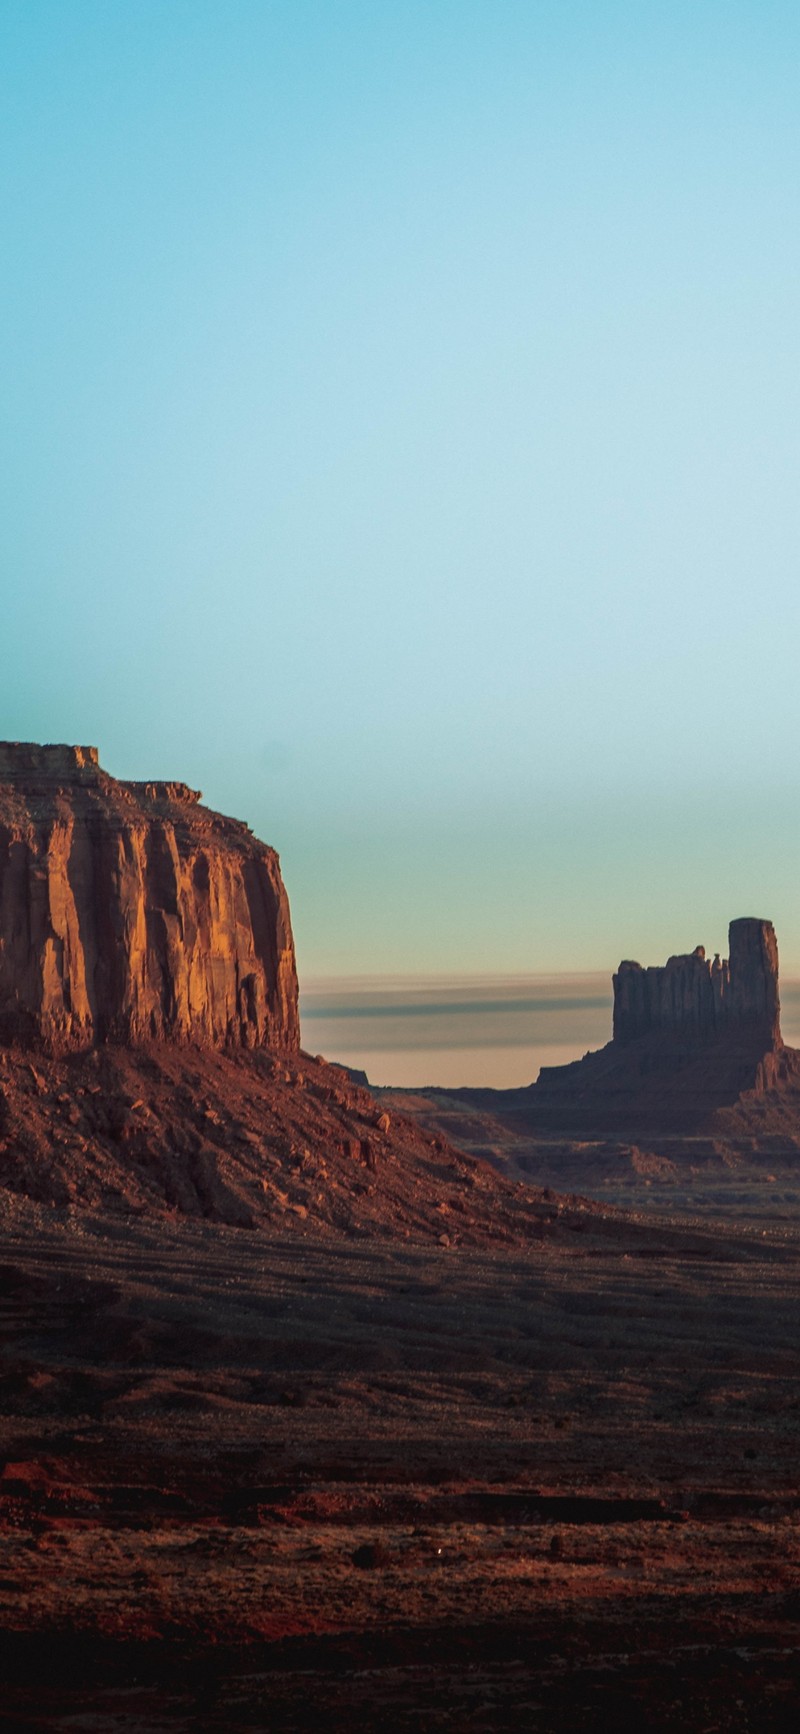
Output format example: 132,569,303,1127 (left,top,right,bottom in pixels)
613,919,781,1048
513,917,788,1135
0,743,299,1052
